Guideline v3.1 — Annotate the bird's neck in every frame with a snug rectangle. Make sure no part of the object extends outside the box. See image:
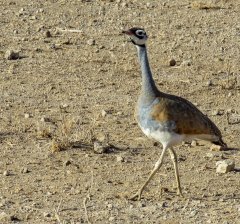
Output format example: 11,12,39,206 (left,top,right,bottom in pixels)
136,45,158,104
